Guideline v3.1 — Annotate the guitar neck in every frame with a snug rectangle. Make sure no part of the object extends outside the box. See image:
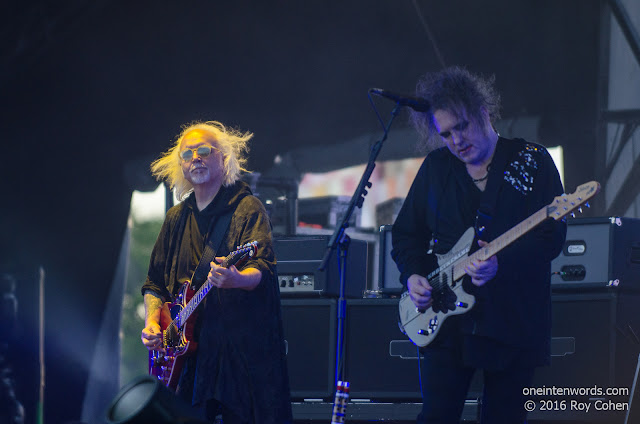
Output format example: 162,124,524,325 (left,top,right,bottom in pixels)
176,281,213,328
453,207,549,281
